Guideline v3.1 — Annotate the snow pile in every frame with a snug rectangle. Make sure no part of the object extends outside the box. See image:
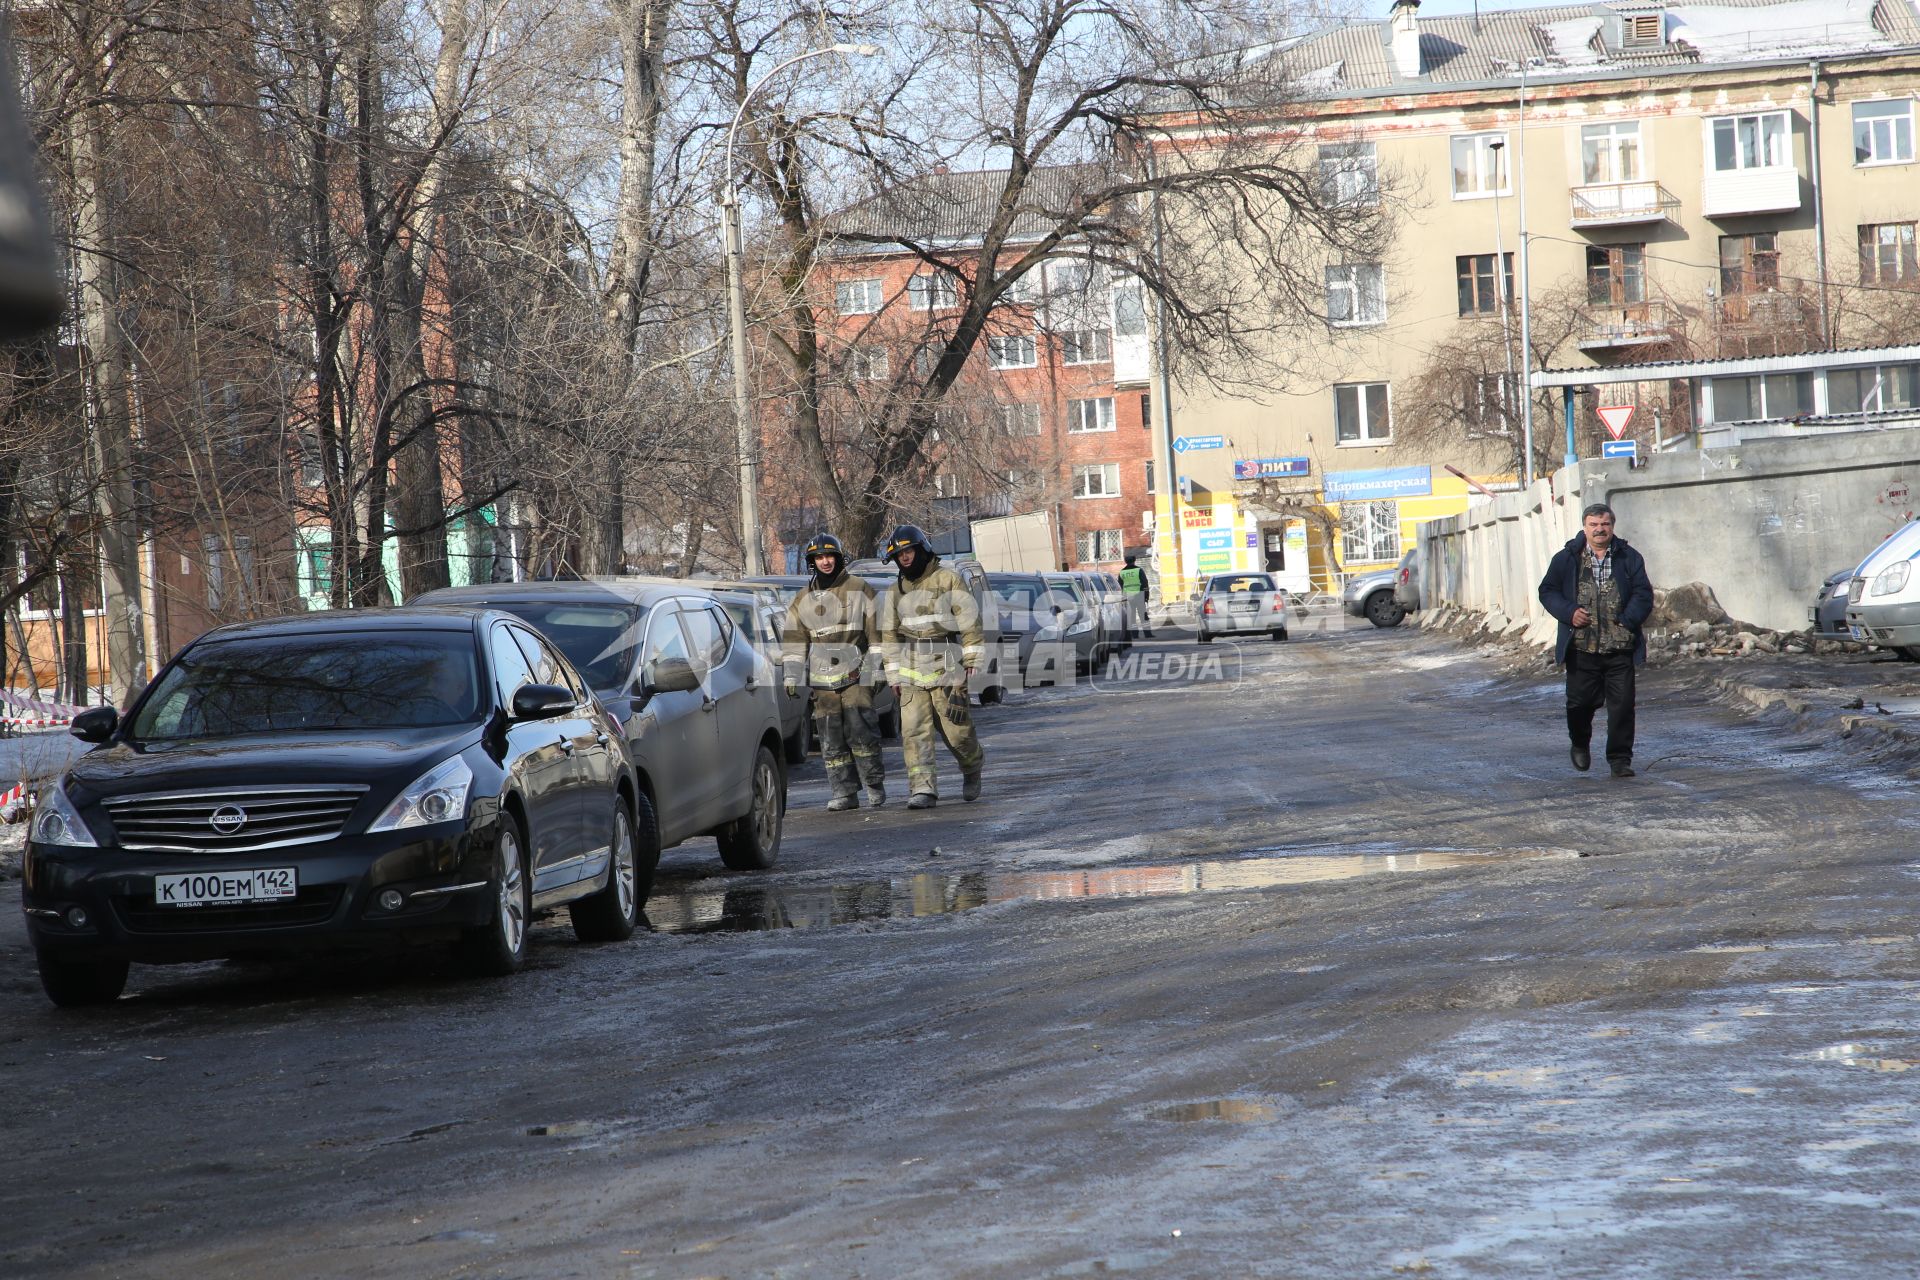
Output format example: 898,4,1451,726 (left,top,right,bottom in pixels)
1670,0,1890,60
